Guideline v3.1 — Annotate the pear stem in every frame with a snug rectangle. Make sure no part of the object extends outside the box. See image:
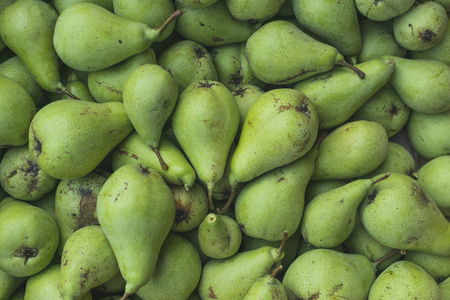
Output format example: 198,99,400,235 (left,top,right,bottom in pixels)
270,265,283,278
373,249,402,267
278,231,288,259
57,86,80,100
207,188,214,211
217,187,236,215
119,293,131,300
337,60,366,79
315,131,328,147
371,172,391,185
157,10,182,36
150,145,168,171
